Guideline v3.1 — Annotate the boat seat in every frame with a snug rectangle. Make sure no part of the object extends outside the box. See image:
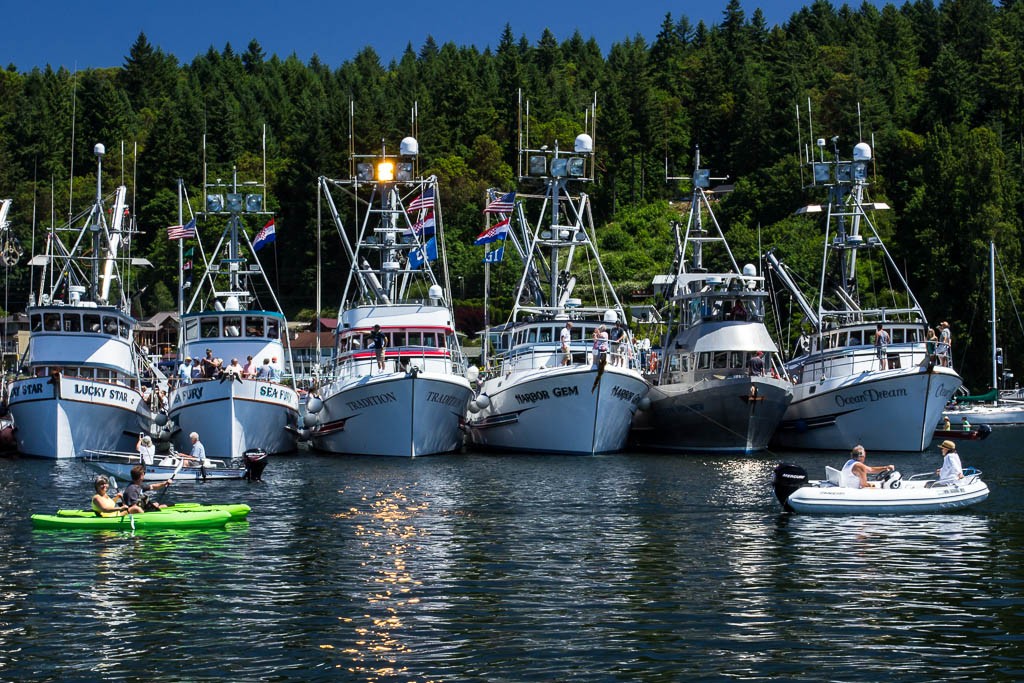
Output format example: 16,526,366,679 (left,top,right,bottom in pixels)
825,466,842,486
